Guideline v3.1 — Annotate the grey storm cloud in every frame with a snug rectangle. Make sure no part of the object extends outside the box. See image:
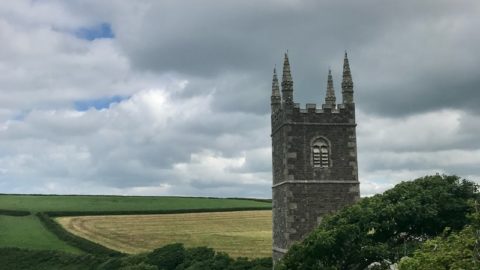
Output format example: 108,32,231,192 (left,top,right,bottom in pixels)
90,0,480,116
0,0,479,197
